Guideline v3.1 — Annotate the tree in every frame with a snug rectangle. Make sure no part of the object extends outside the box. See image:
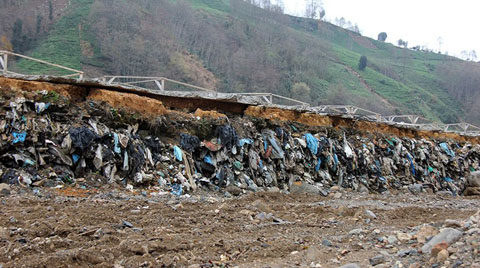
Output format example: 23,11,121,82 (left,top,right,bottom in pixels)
397,39,408,48
0,36,12,51
11,19,23,52
291,82,311,102
358,55,367,70
48,0,53,21
305,0,323,19
36,15,43,35
377,32,387,42
437,37,443,53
